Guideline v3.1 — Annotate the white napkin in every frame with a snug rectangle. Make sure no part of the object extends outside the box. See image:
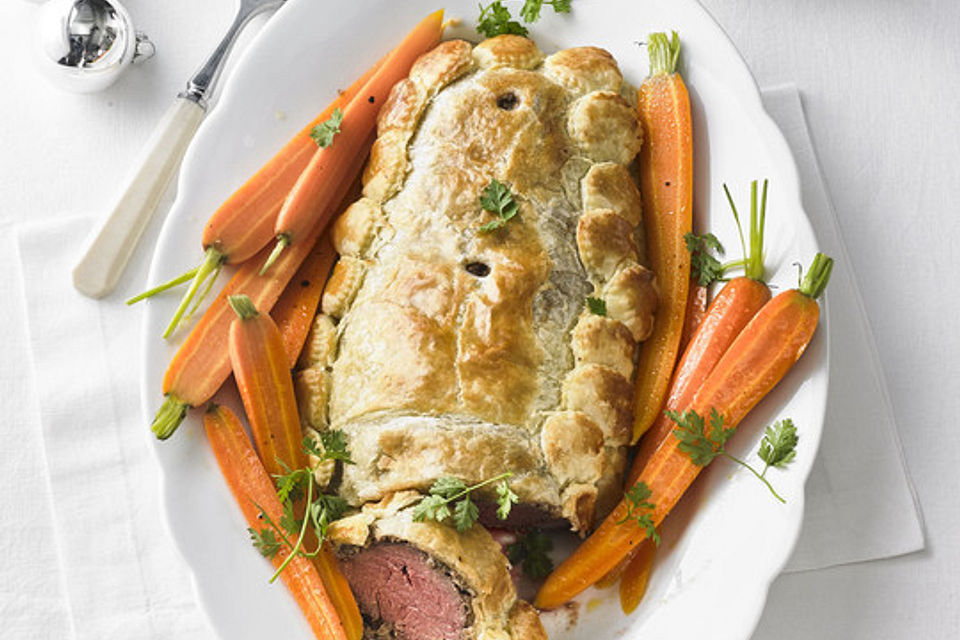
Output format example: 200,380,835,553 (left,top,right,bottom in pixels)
17,216,209,640
763,84,925,572
12,84,923,637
